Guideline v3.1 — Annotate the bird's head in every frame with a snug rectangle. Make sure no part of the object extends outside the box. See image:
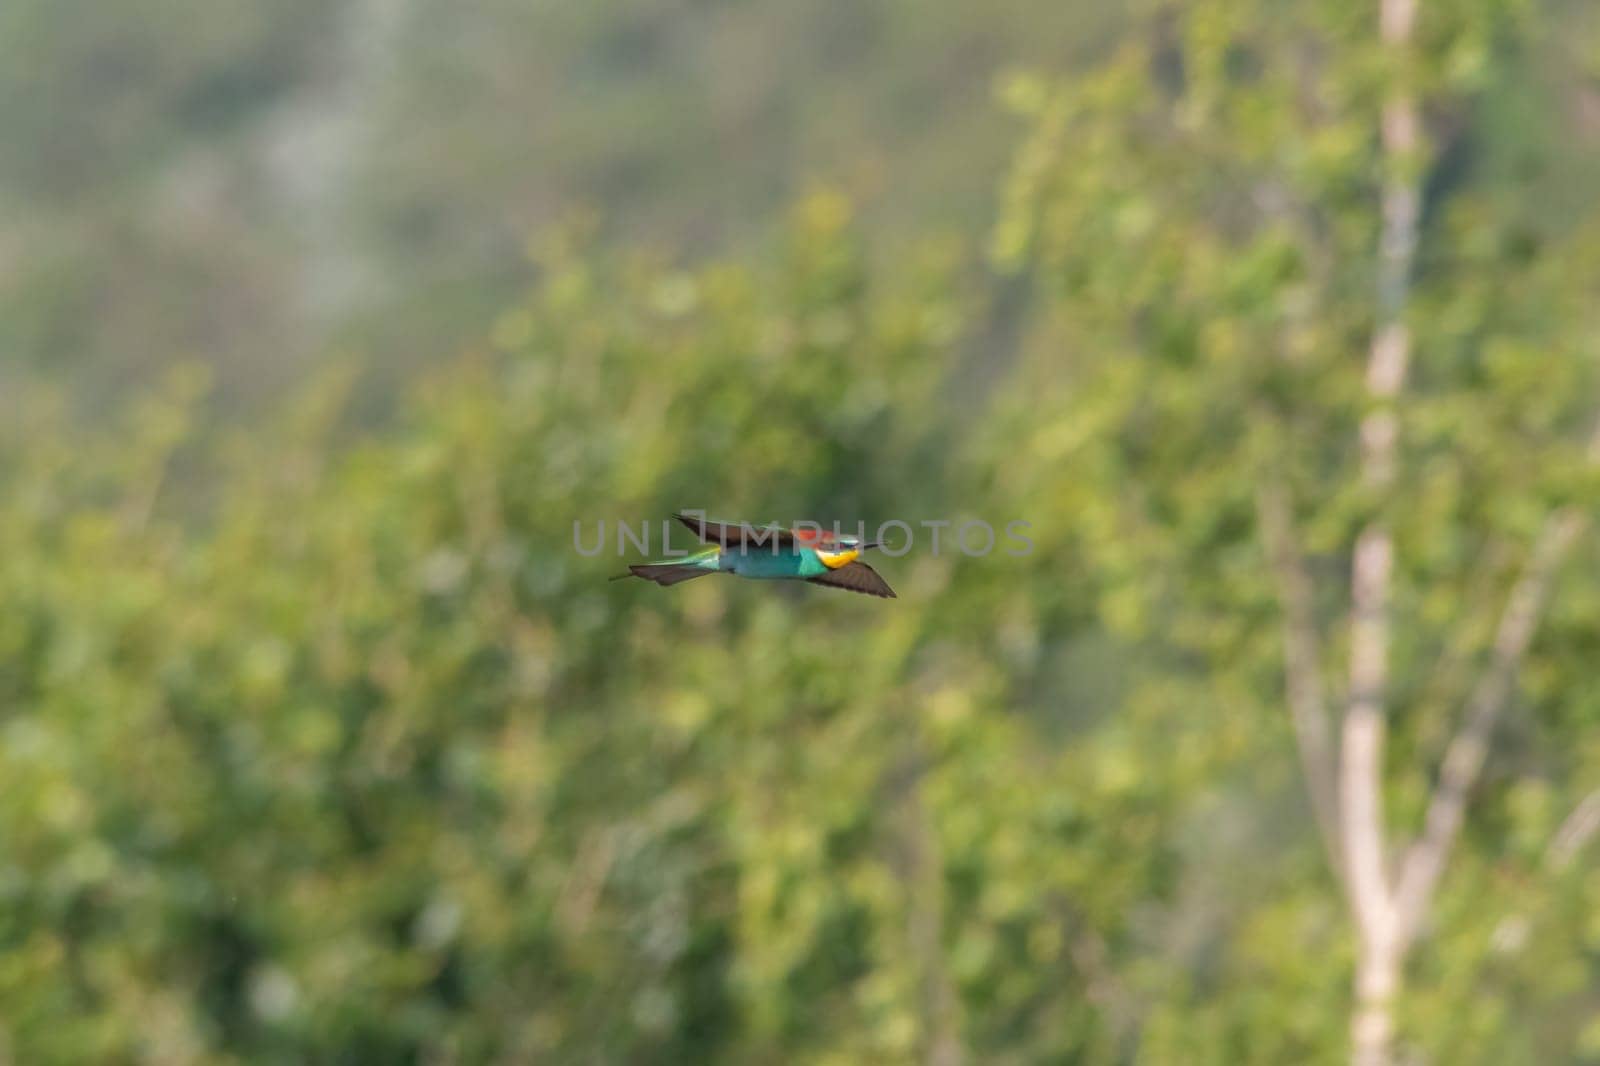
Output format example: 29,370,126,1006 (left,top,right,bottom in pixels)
803,527,878,569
